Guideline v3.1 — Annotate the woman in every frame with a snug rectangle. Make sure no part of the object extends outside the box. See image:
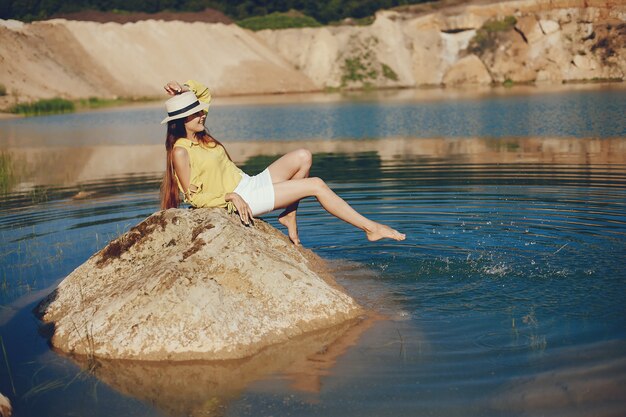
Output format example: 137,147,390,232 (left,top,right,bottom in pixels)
160,80,405,245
